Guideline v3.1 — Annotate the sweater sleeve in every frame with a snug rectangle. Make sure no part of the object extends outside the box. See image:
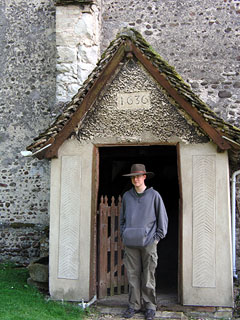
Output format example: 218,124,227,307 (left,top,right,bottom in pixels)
154,193,168,241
